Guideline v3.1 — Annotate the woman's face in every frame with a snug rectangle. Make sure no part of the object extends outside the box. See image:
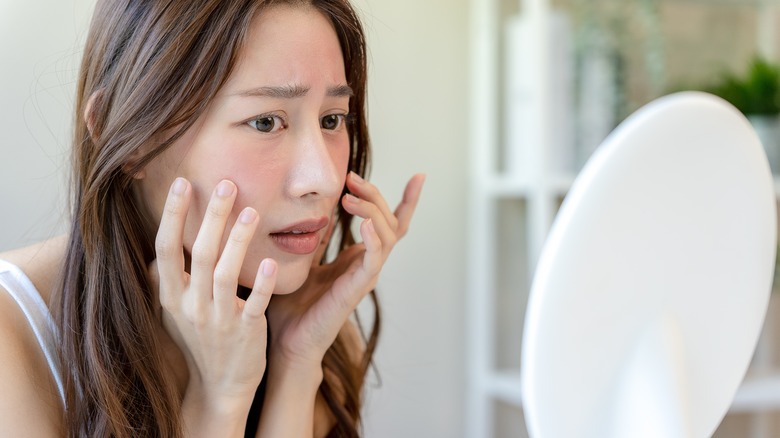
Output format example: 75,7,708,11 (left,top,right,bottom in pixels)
136,5,351,293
